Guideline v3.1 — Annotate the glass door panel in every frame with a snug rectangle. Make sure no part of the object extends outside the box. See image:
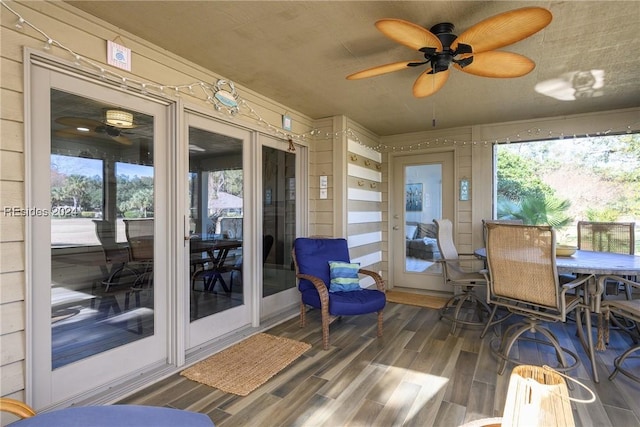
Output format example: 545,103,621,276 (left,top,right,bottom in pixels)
185,113,252,349
50,91,156,368
262,146,296,297
260,142,299,319
188,127,244,320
